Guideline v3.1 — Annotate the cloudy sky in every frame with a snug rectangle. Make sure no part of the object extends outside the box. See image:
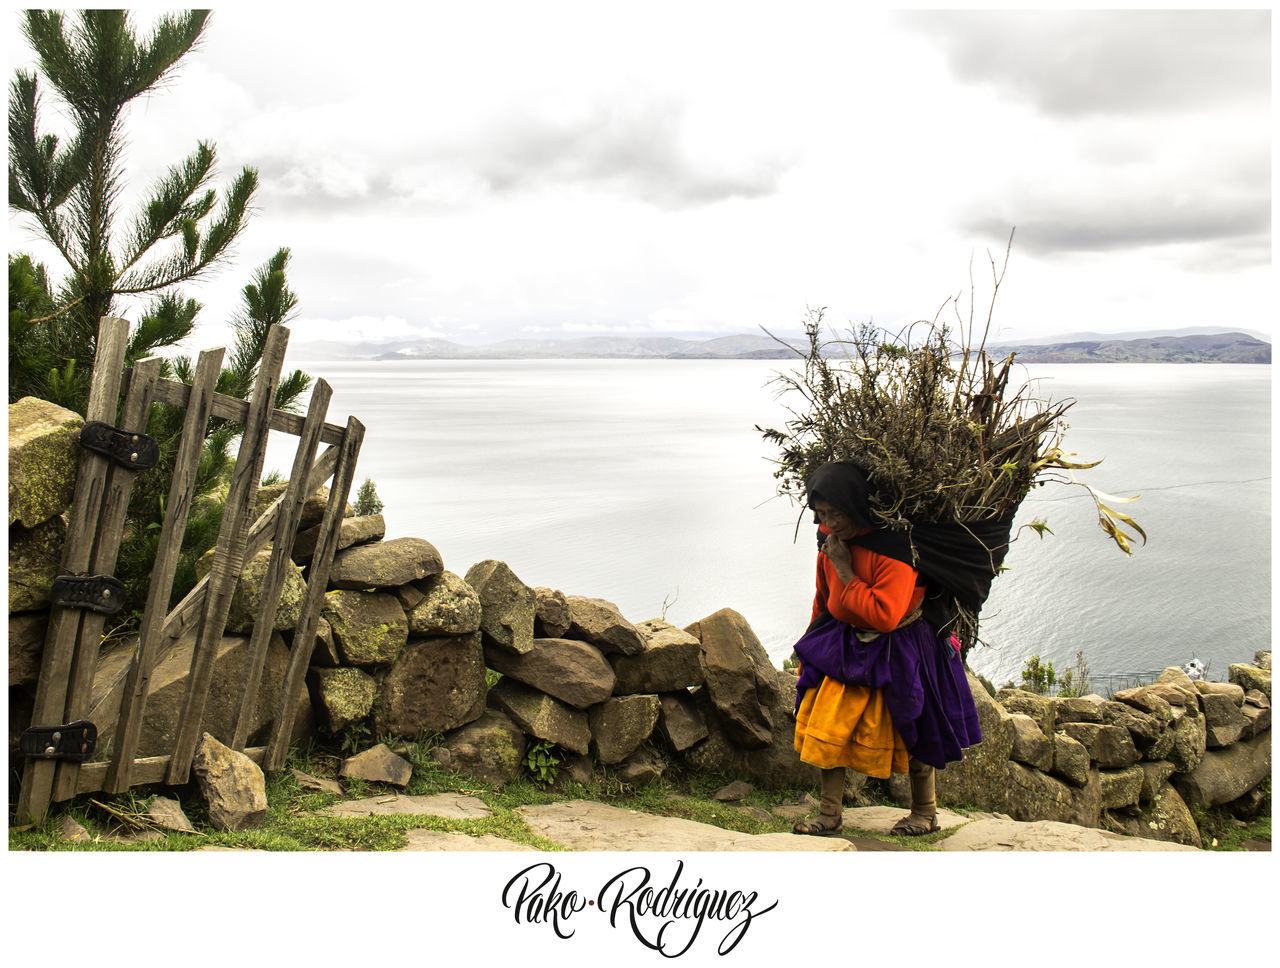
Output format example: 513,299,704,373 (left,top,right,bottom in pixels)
6,4,1273,349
